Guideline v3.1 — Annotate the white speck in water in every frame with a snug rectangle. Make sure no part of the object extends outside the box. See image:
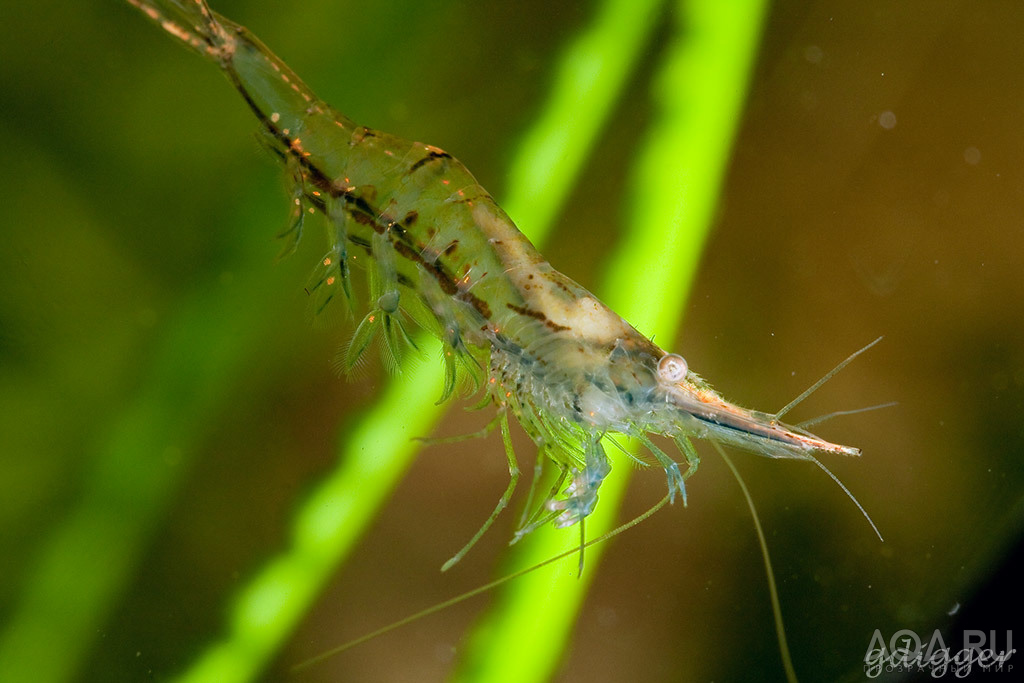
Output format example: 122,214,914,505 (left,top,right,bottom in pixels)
804,45,823,64
878,110,897,130
964,146,981,165
948,602,961,616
